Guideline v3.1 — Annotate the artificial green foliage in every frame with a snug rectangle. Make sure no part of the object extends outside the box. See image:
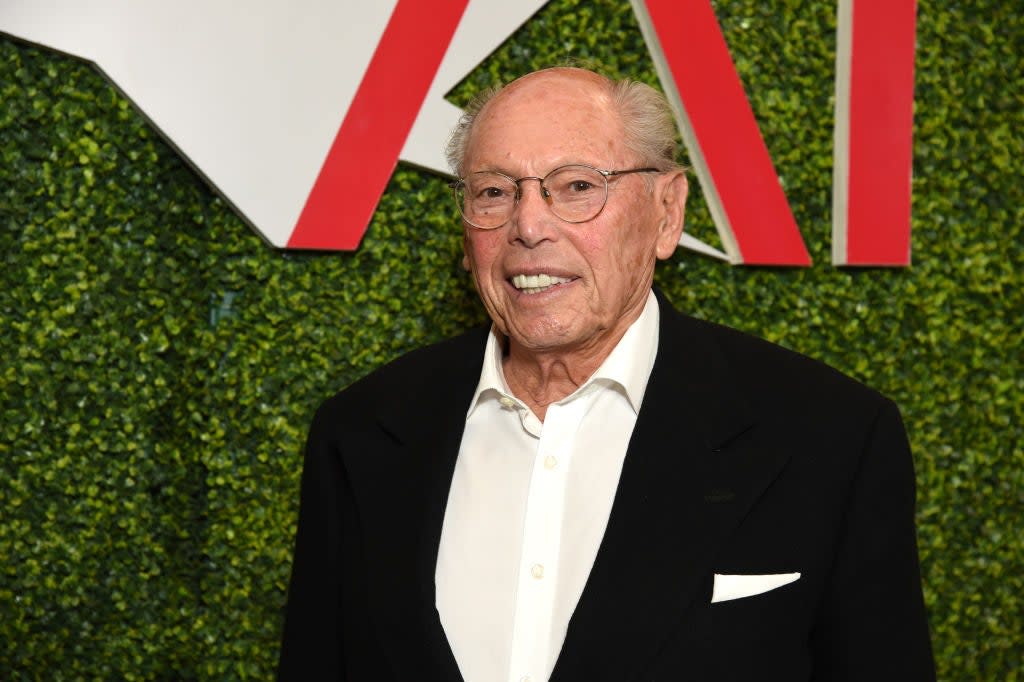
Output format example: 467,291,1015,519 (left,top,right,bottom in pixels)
1,0,1020,678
